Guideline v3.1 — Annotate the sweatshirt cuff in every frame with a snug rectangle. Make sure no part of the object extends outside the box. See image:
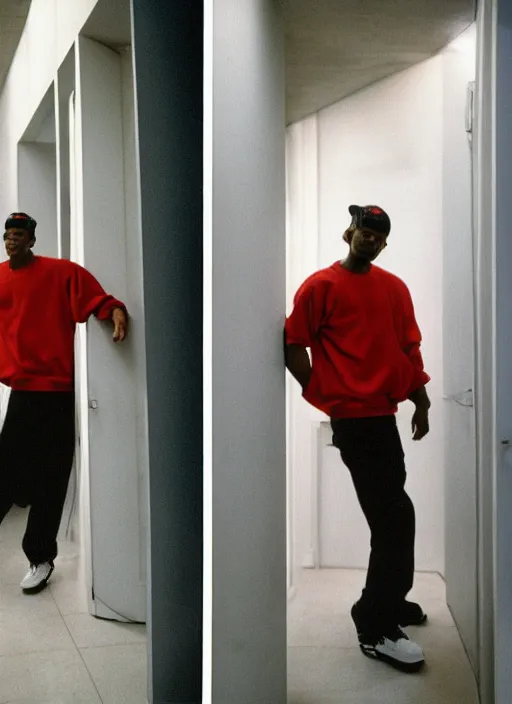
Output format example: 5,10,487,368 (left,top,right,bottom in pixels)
408,370,431,397
95,297,127,321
